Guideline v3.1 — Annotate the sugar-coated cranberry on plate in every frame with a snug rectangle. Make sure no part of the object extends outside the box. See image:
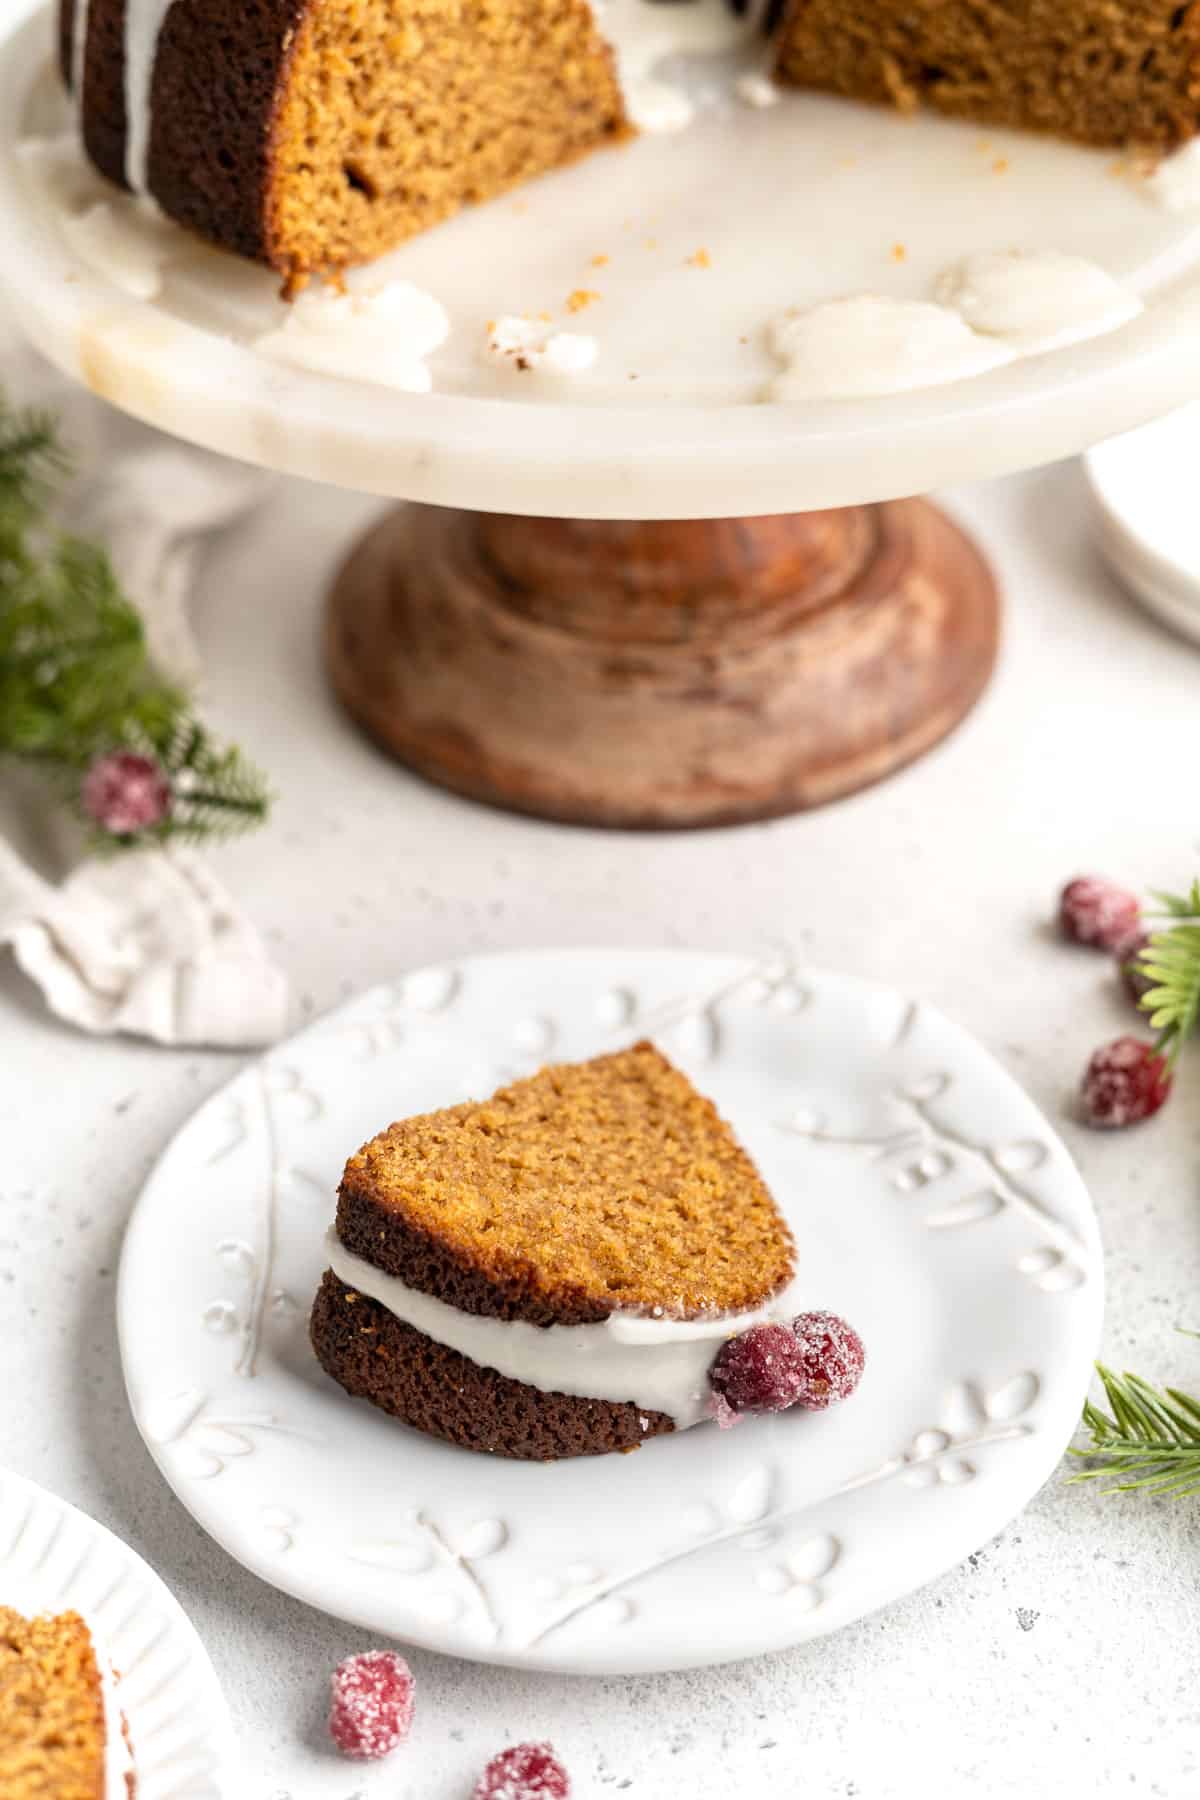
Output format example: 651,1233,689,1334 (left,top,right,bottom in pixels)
709,1322,806,1416
789,1310,867,1410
